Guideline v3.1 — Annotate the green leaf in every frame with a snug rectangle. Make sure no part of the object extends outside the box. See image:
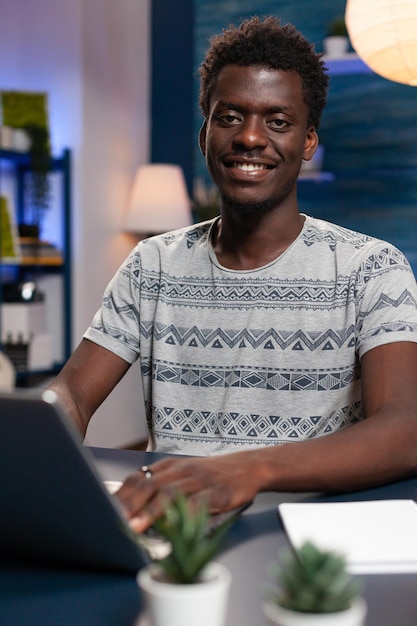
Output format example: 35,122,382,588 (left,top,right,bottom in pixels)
149,494,234,584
